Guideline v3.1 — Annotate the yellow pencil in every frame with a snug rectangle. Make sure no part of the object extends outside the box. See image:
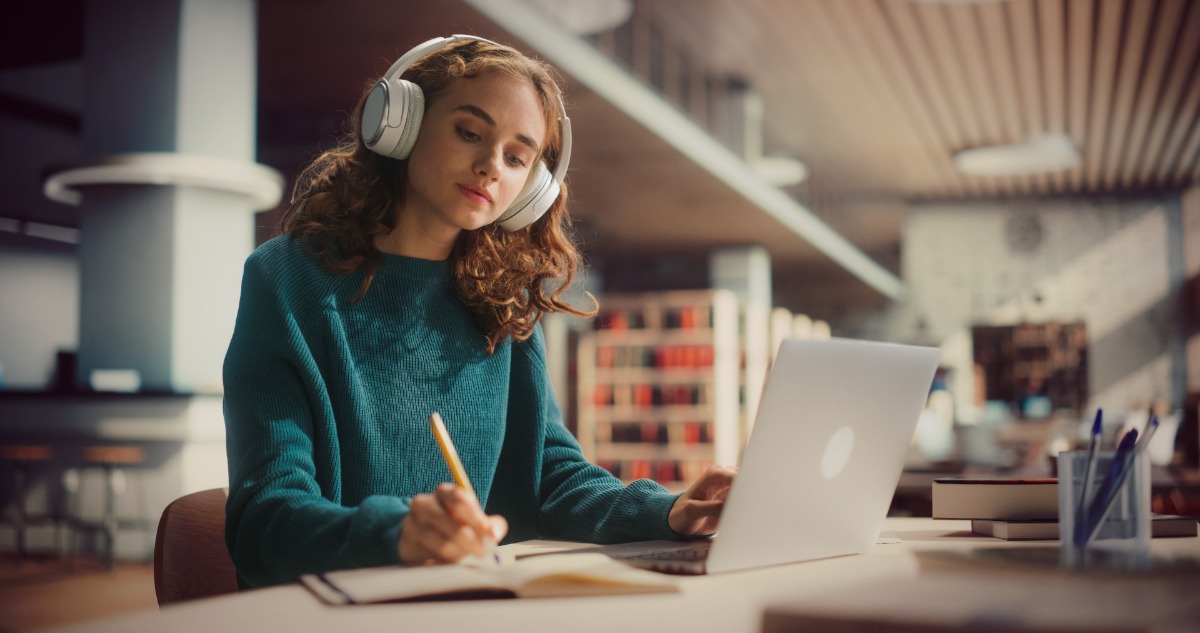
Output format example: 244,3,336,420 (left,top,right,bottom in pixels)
429,411,502,565
428,411,476,498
